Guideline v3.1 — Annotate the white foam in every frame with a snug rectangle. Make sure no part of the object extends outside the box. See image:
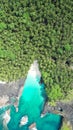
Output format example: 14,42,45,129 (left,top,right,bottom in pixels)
20,116,28,125
0,81,6,84
28,60,41,79
3,112,10,124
